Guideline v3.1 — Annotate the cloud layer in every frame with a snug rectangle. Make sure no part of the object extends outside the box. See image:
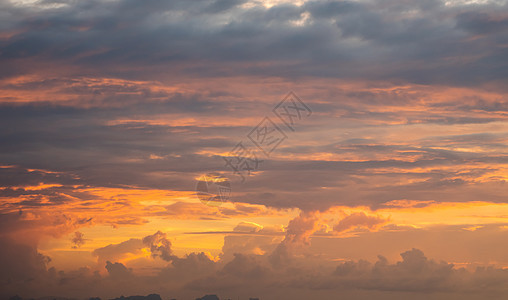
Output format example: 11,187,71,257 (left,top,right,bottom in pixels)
1,0,507,299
